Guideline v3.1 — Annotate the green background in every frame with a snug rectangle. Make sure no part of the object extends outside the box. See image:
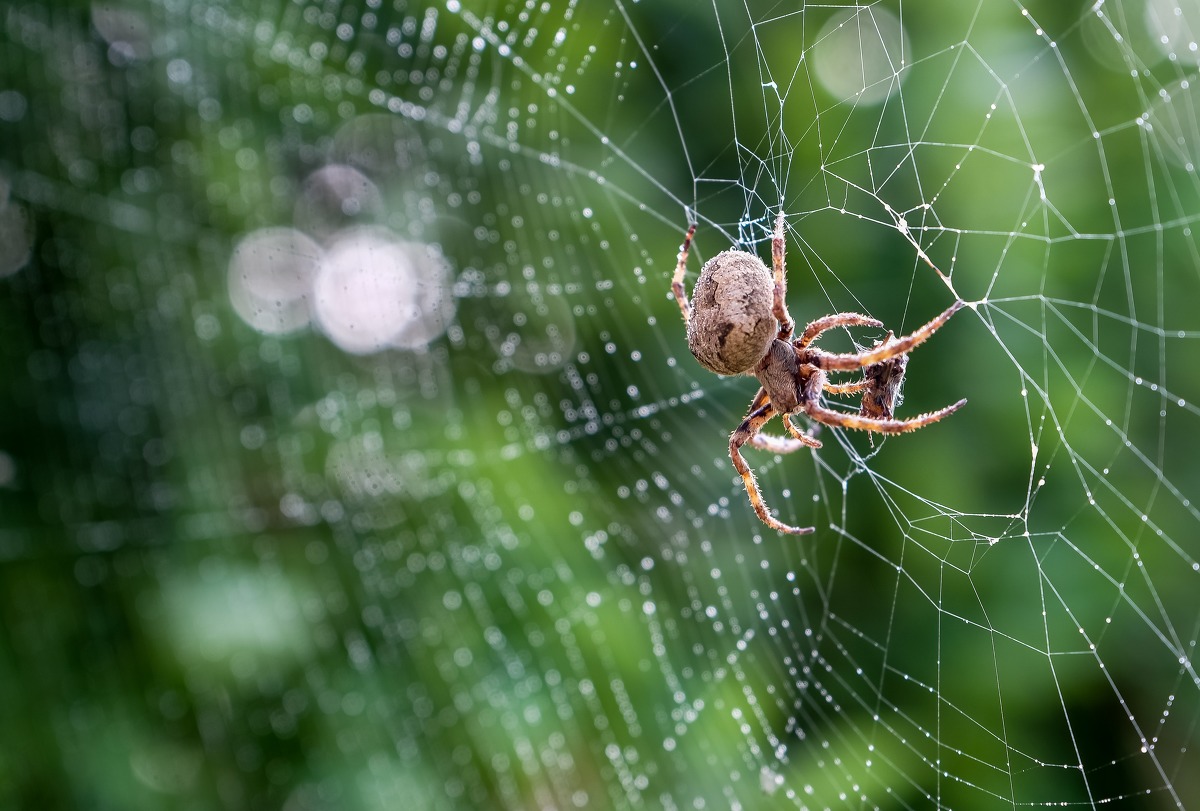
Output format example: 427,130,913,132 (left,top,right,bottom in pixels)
2,1,1199,808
